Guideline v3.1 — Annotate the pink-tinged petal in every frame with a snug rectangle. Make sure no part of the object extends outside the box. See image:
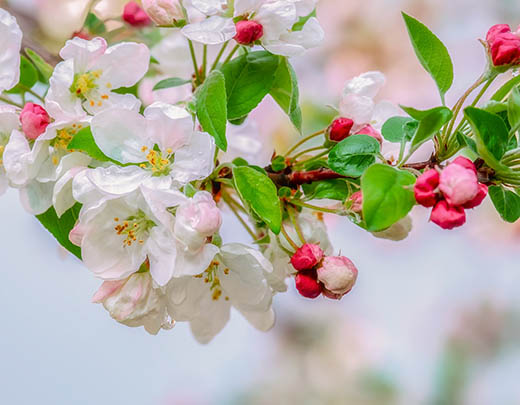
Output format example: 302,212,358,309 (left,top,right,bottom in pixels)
92,280,126,303
60,37,108,72
144,102,193,152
